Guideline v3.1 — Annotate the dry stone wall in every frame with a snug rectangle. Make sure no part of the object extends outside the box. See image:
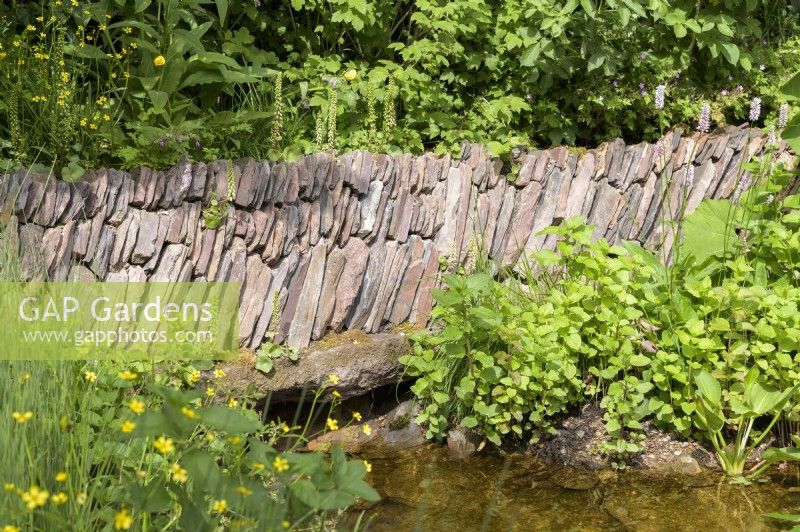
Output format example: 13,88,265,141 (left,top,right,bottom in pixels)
0,126,792,350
